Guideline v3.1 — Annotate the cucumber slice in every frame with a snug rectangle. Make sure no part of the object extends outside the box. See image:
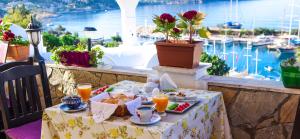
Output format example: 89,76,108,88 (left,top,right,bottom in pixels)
167,103,179,110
